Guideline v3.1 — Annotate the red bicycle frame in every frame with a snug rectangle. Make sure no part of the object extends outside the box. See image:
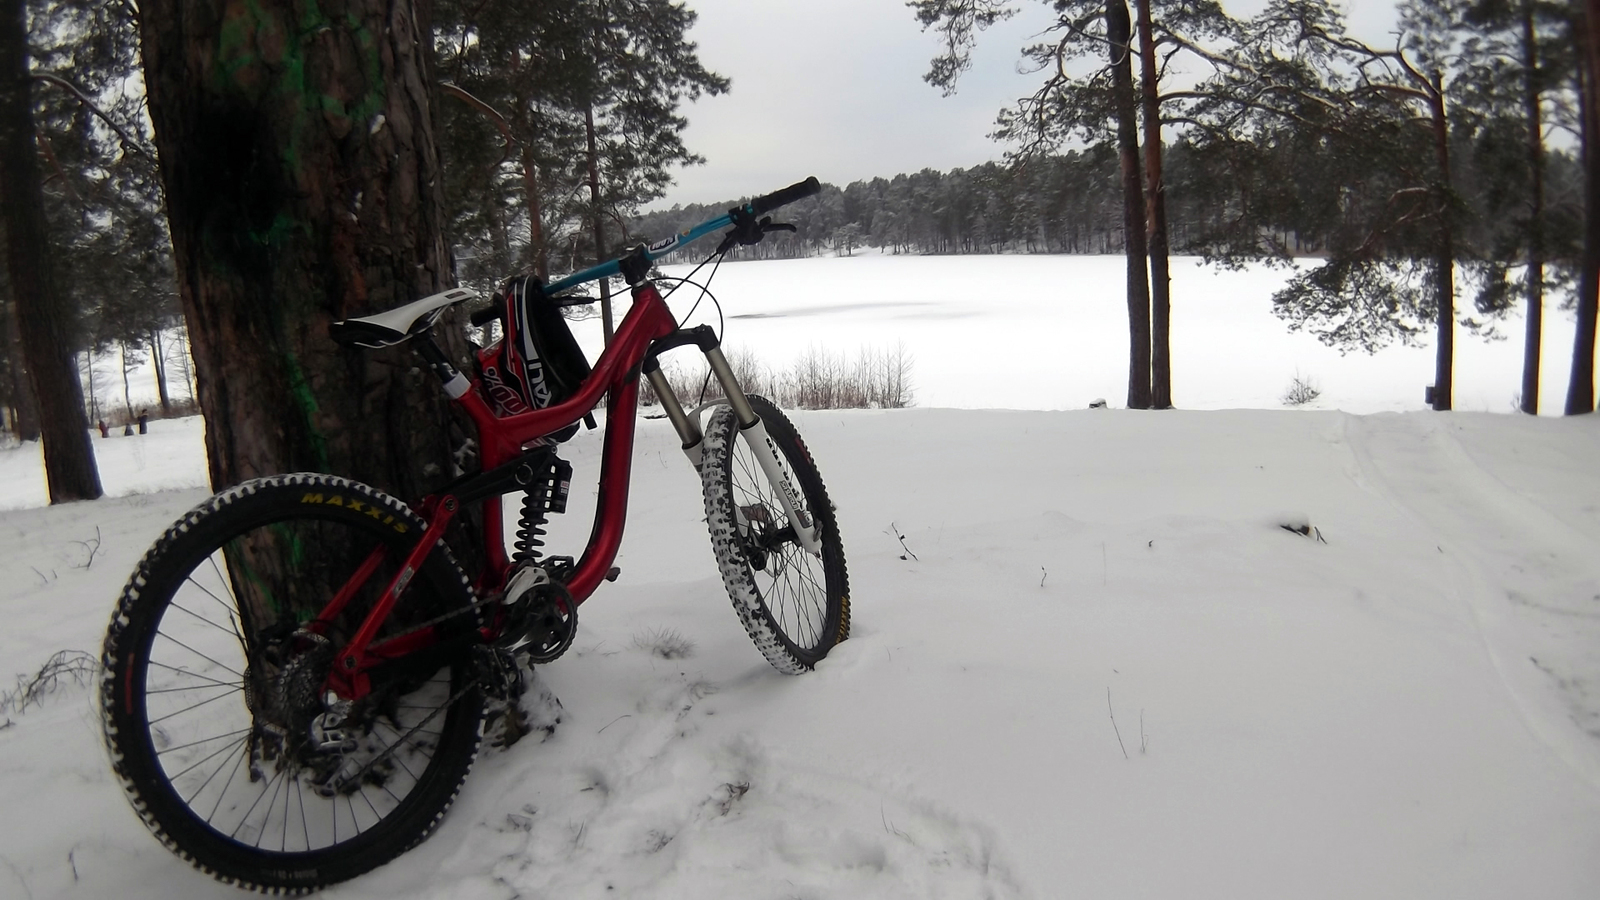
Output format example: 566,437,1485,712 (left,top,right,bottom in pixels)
320,280,681,695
